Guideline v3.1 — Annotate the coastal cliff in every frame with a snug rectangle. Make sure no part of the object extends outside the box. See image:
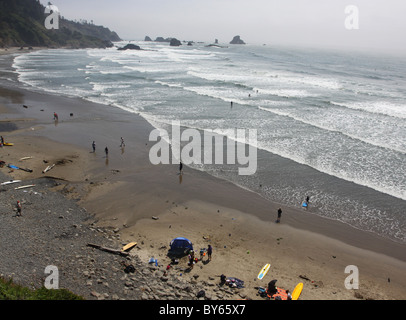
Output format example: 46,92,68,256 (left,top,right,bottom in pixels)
0,0,121,48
